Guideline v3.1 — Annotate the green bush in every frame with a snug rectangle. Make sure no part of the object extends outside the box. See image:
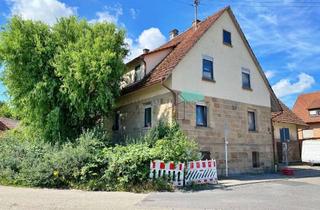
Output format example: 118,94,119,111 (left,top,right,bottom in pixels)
0,133,52,186
0,130,107,189
100,122,200,191
0,121,200,191
101,143,151,191
150,122,200,162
